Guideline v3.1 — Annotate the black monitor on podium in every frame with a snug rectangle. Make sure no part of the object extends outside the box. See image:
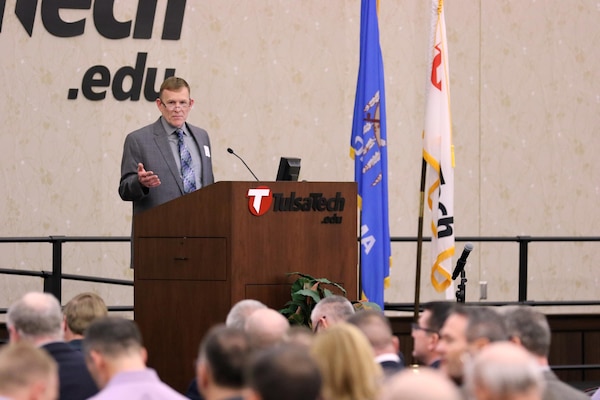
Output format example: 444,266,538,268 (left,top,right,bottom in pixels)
276,157,301,181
